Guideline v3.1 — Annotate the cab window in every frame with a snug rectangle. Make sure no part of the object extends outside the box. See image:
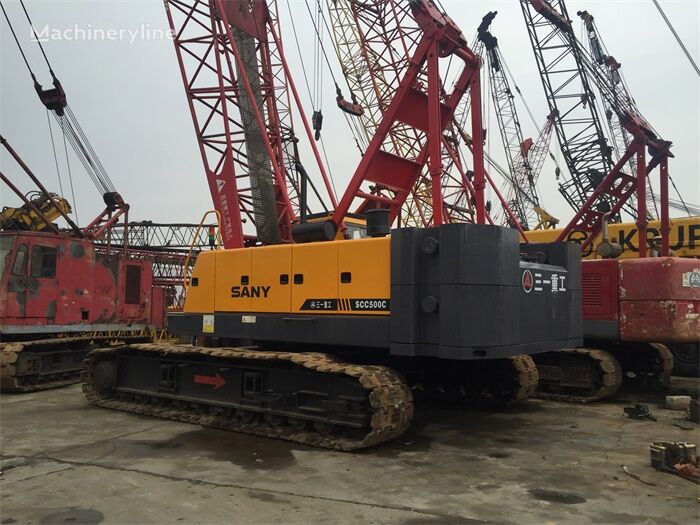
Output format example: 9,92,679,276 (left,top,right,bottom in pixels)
345,223,367,240
30,246,58,278
11,244,28,276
